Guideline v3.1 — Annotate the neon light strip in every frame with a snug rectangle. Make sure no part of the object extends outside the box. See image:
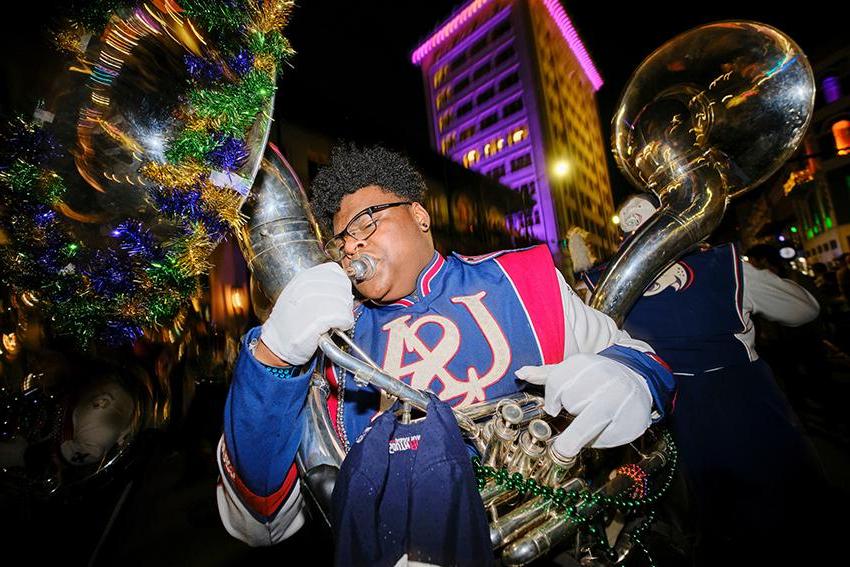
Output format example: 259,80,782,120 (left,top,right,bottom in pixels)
540,0,603,90
412,0,494,65
413,0,602,91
